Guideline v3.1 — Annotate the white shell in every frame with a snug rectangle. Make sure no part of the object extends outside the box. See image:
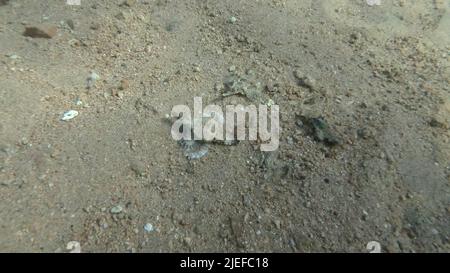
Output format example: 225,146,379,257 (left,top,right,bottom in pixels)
61,110,79,121
366,0,381,6
66,241,81,253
